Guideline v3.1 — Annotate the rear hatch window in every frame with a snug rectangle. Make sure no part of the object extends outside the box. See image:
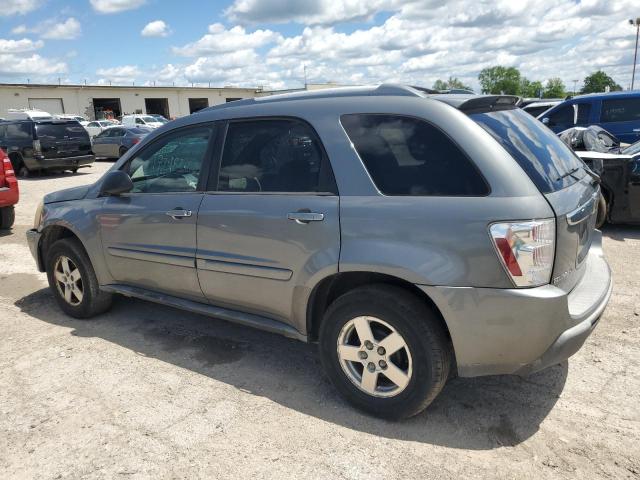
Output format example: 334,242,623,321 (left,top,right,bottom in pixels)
35,122,91,158
470,109,586,193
